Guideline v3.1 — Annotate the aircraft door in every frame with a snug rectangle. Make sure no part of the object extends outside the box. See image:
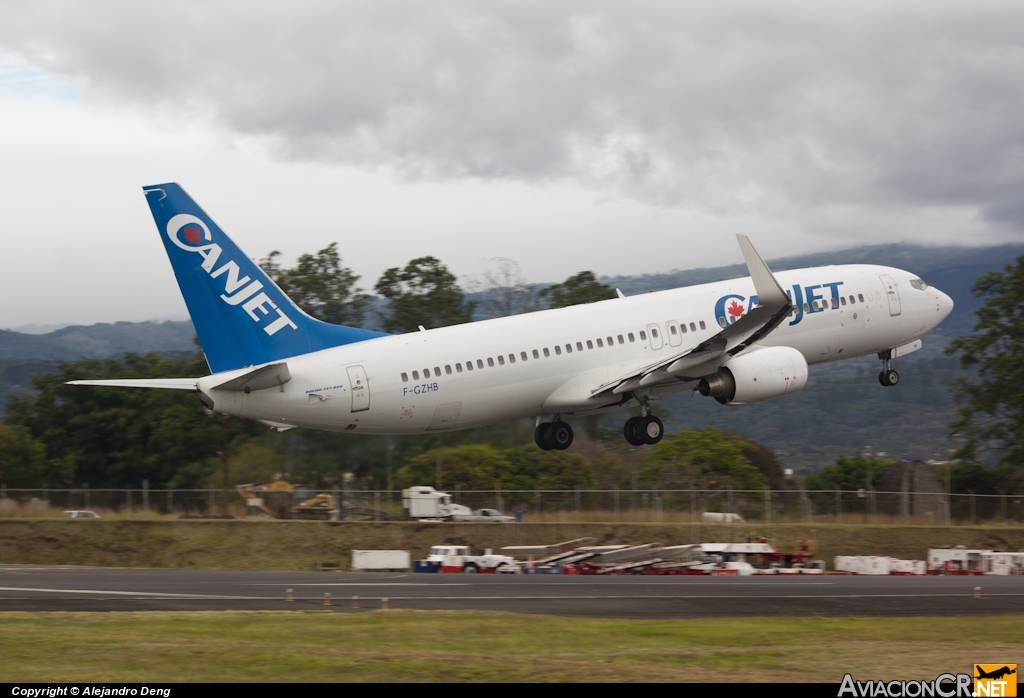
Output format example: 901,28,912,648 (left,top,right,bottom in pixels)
647,323,664,350
346,365,370,412
665,320,682,347
879,275,901,316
